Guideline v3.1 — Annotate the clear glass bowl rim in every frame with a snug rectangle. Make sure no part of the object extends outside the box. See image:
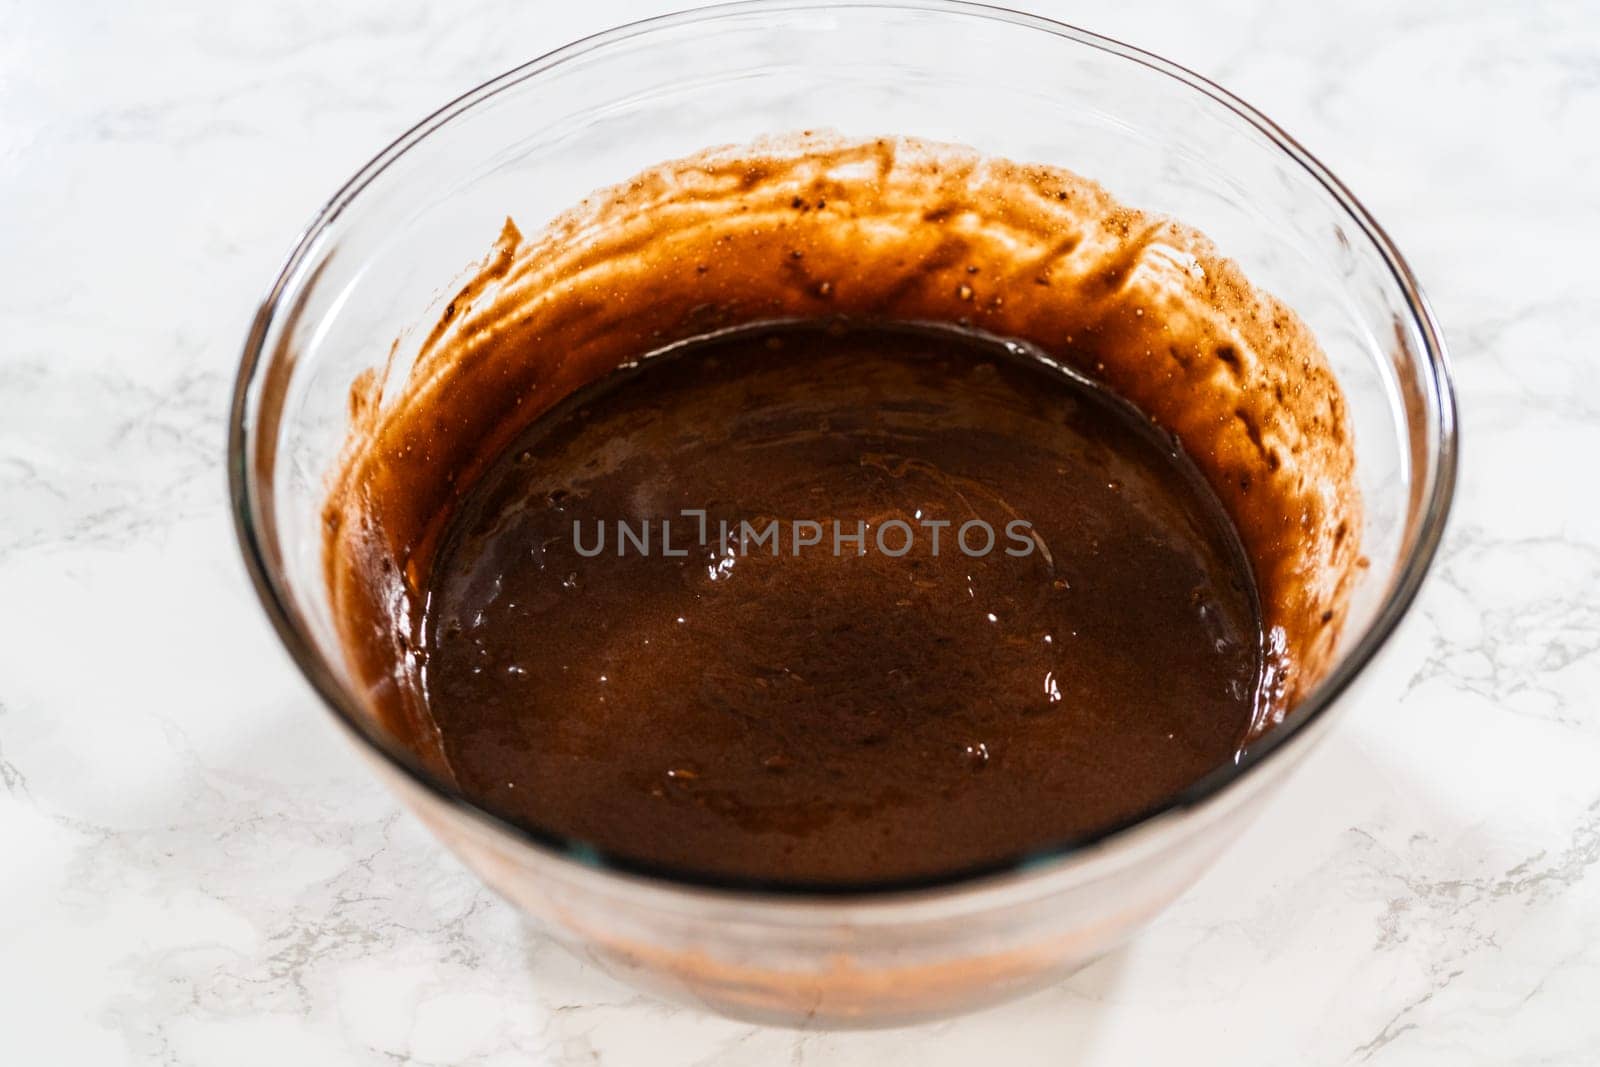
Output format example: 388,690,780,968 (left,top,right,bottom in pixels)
227,0,1459,899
